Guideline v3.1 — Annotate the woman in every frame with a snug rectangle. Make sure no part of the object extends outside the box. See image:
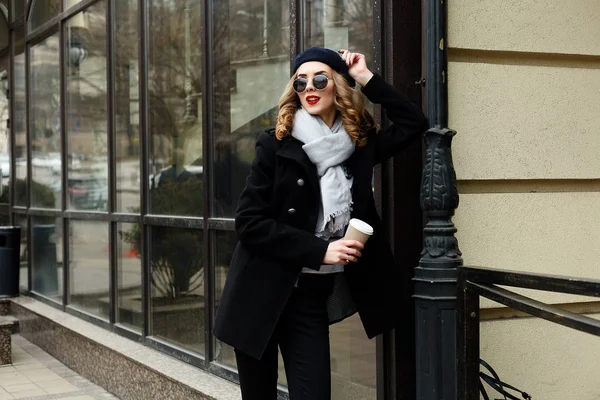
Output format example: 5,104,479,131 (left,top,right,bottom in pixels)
214,47,427,399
